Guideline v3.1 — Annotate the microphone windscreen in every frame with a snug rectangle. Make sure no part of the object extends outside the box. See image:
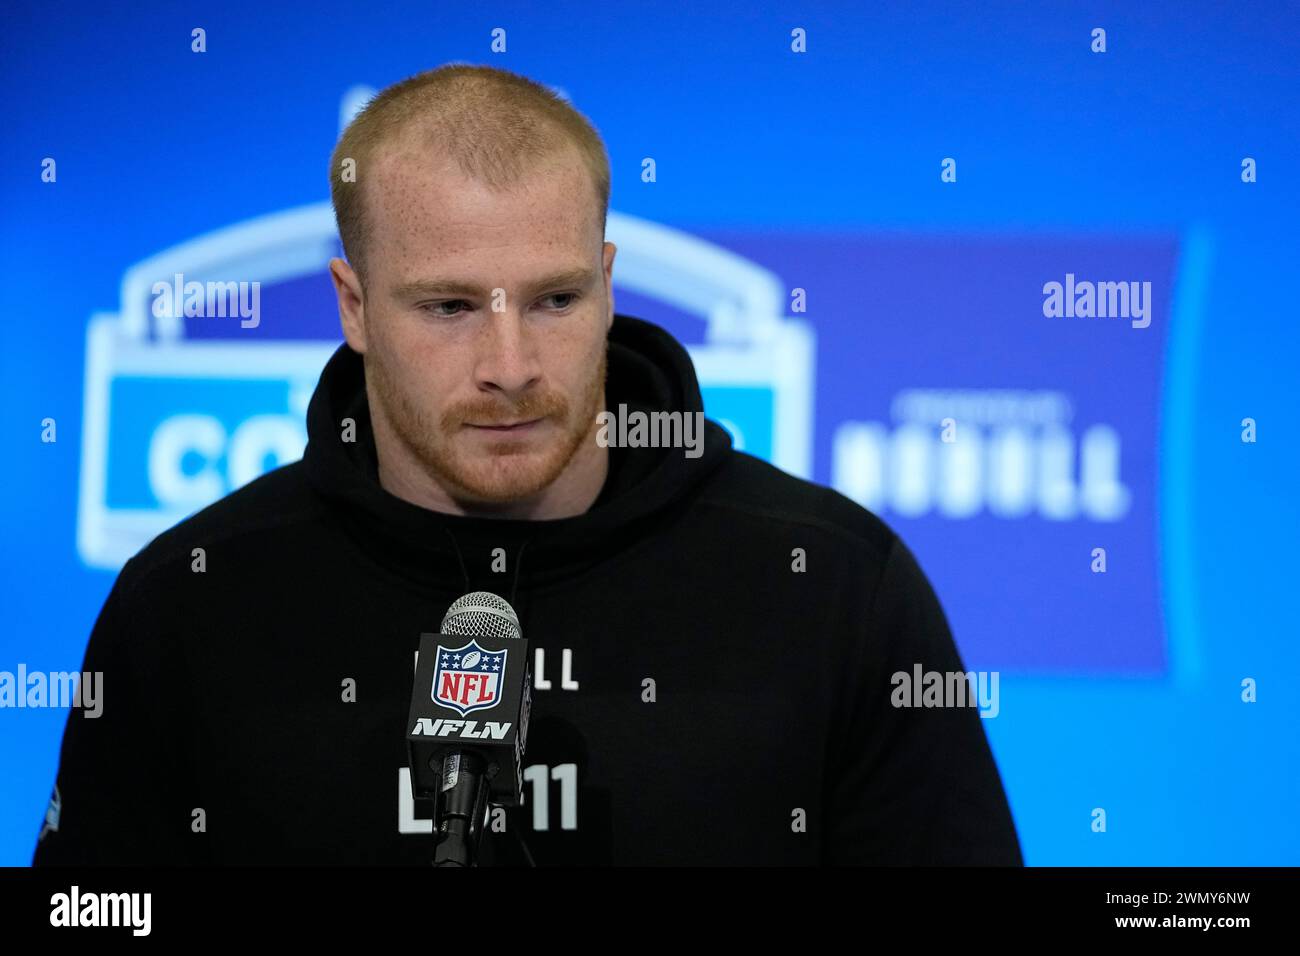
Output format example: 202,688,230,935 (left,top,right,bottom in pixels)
440,591,522,641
